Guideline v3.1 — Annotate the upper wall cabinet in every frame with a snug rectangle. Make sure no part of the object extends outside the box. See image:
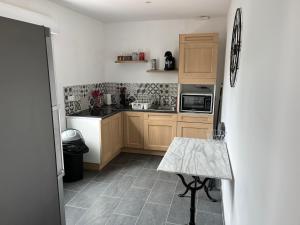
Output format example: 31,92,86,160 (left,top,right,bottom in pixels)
179,33,219,84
